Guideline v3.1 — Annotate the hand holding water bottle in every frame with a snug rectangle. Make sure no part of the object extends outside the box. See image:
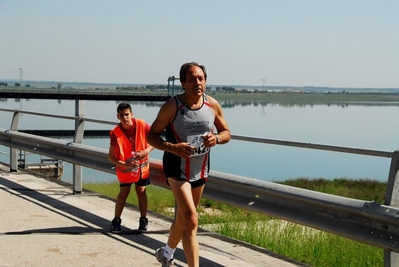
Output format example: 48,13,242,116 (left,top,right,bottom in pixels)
131,151,140,176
